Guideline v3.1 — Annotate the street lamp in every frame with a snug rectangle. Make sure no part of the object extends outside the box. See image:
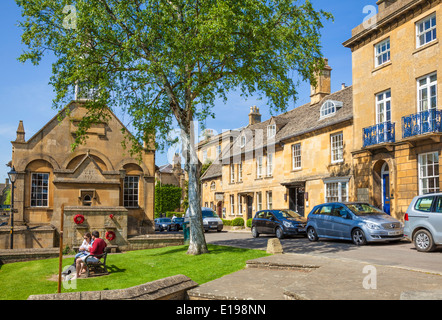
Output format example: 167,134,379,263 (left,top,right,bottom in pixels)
7,166,17,249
